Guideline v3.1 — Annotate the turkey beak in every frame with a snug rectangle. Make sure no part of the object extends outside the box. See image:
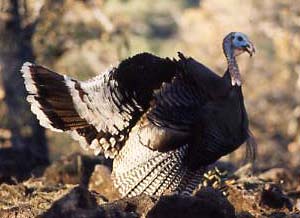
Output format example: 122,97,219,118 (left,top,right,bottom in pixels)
243,41,255,57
